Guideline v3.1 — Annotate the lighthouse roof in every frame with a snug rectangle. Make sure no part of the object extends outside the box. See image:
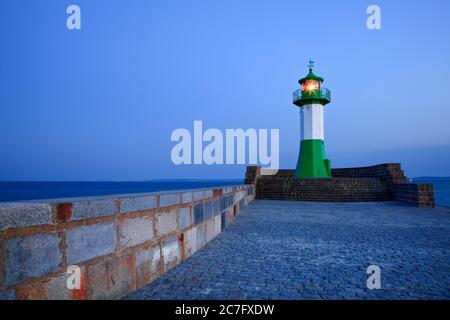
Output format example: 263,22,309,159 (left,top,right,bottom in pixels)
298,68,324,84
